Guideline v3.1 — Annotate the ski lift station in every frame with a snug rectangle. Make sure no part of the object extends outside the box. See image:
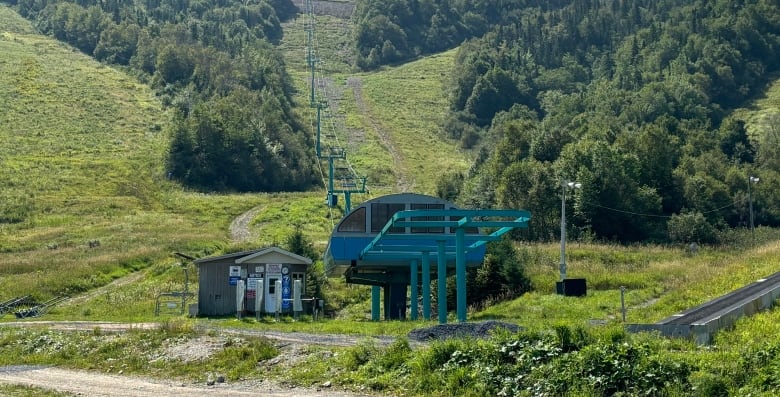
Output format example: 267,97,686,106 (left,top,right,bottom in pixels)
325,193,531,323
